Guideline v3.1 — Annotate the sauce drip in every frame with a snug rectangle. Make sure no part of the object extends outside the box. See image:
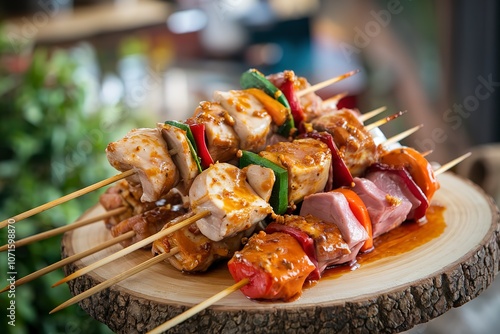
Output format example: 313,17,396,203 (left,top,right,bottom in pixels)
321,205,446,280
